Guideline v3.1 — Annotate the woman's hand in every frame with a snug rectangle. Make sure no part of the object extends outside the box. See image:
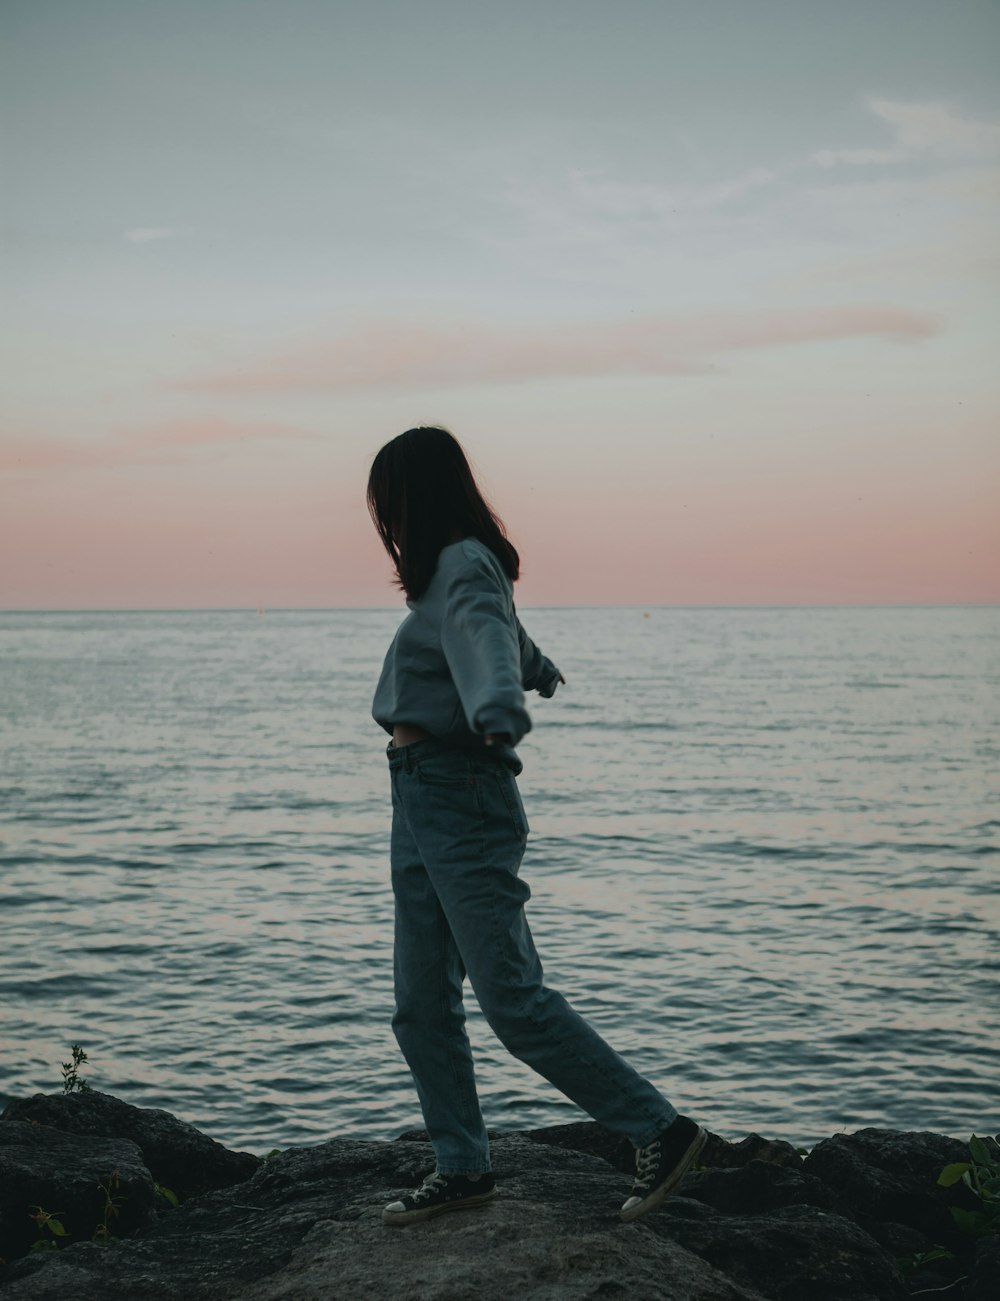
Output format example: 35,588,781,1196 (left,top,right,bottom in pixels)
485,674,565,745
